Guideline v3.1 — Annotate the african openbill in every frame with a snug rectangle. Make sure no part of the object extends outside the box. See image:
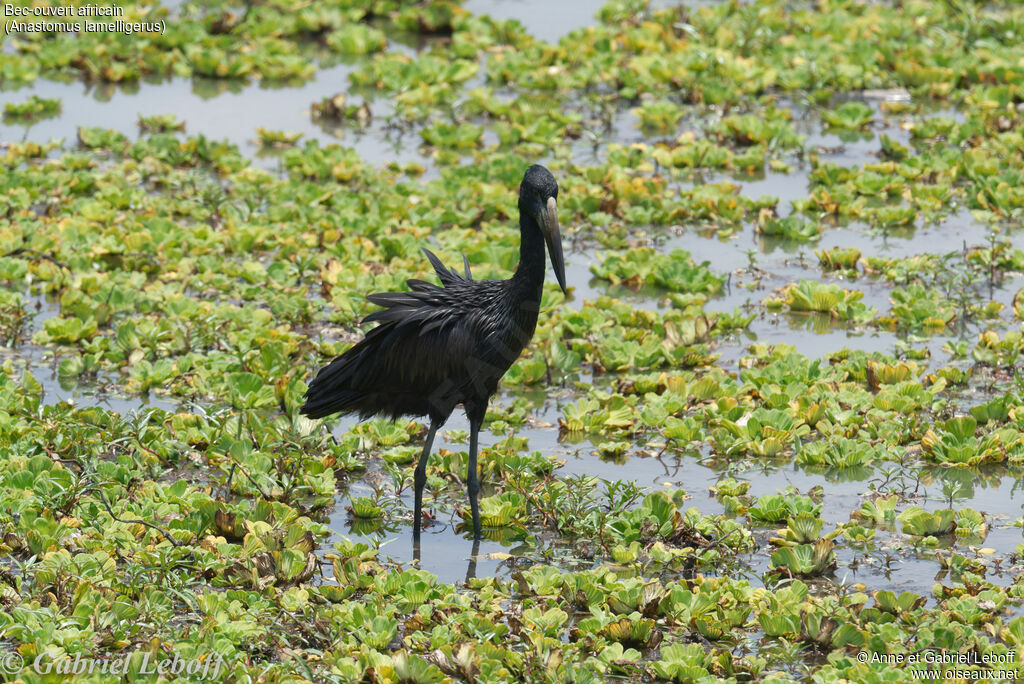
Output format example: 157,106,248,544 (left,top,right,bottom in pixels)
301,165,566,540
